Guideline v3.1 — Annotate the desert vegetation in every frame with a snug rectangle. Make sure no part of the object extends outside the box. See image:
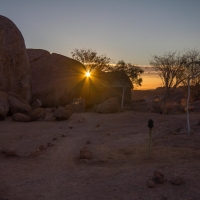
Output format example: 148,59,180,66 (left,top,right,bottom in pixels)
150,49,200,99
